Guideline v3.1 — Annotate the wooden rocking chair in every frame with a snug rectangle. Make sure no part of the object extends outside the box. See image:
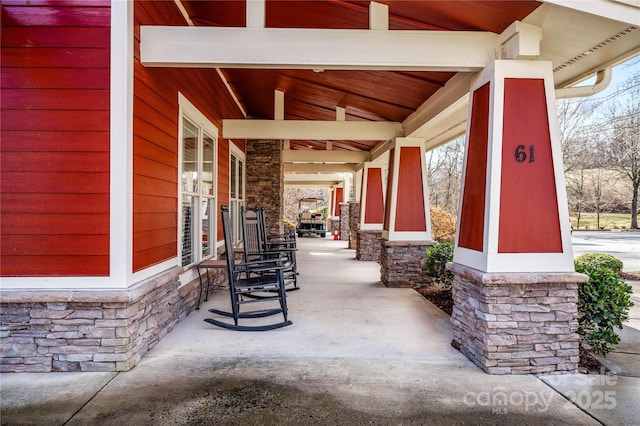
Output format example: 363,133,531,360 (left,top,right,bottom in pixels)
204,205,292,331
